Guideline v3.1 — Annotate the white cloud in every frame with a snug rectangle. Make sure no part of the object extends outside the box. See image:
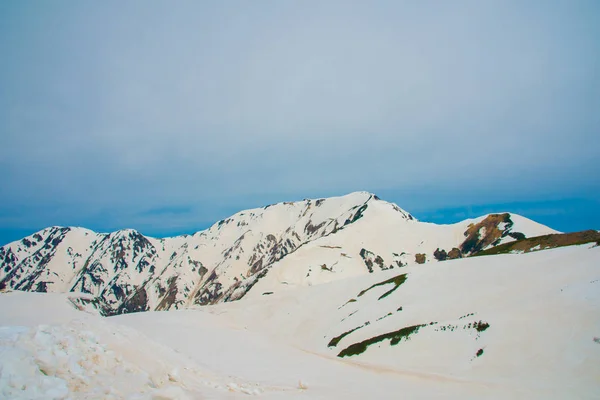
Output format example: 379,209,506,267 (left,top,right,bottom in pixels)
0,1,598,234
